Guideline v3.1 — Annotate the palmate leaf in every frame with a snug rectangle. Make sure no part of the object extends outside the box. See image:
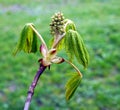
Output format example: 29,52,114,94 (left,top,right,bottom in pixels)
13,23,37,55
65,73,82,100
64,30,89,68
